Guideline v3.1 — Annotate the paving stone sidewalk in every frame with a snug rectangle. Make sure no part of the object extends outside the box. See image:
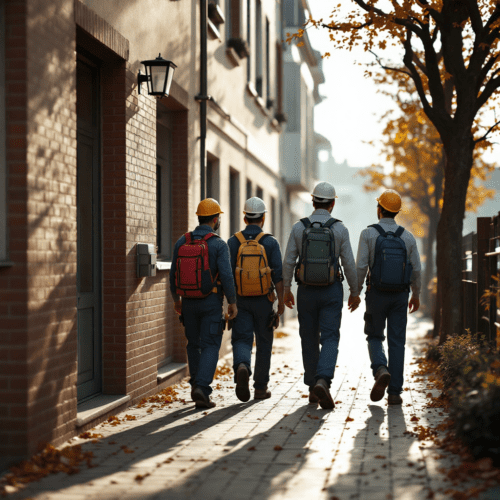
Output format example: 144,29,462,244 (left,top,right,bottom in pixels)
4,309,493,500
